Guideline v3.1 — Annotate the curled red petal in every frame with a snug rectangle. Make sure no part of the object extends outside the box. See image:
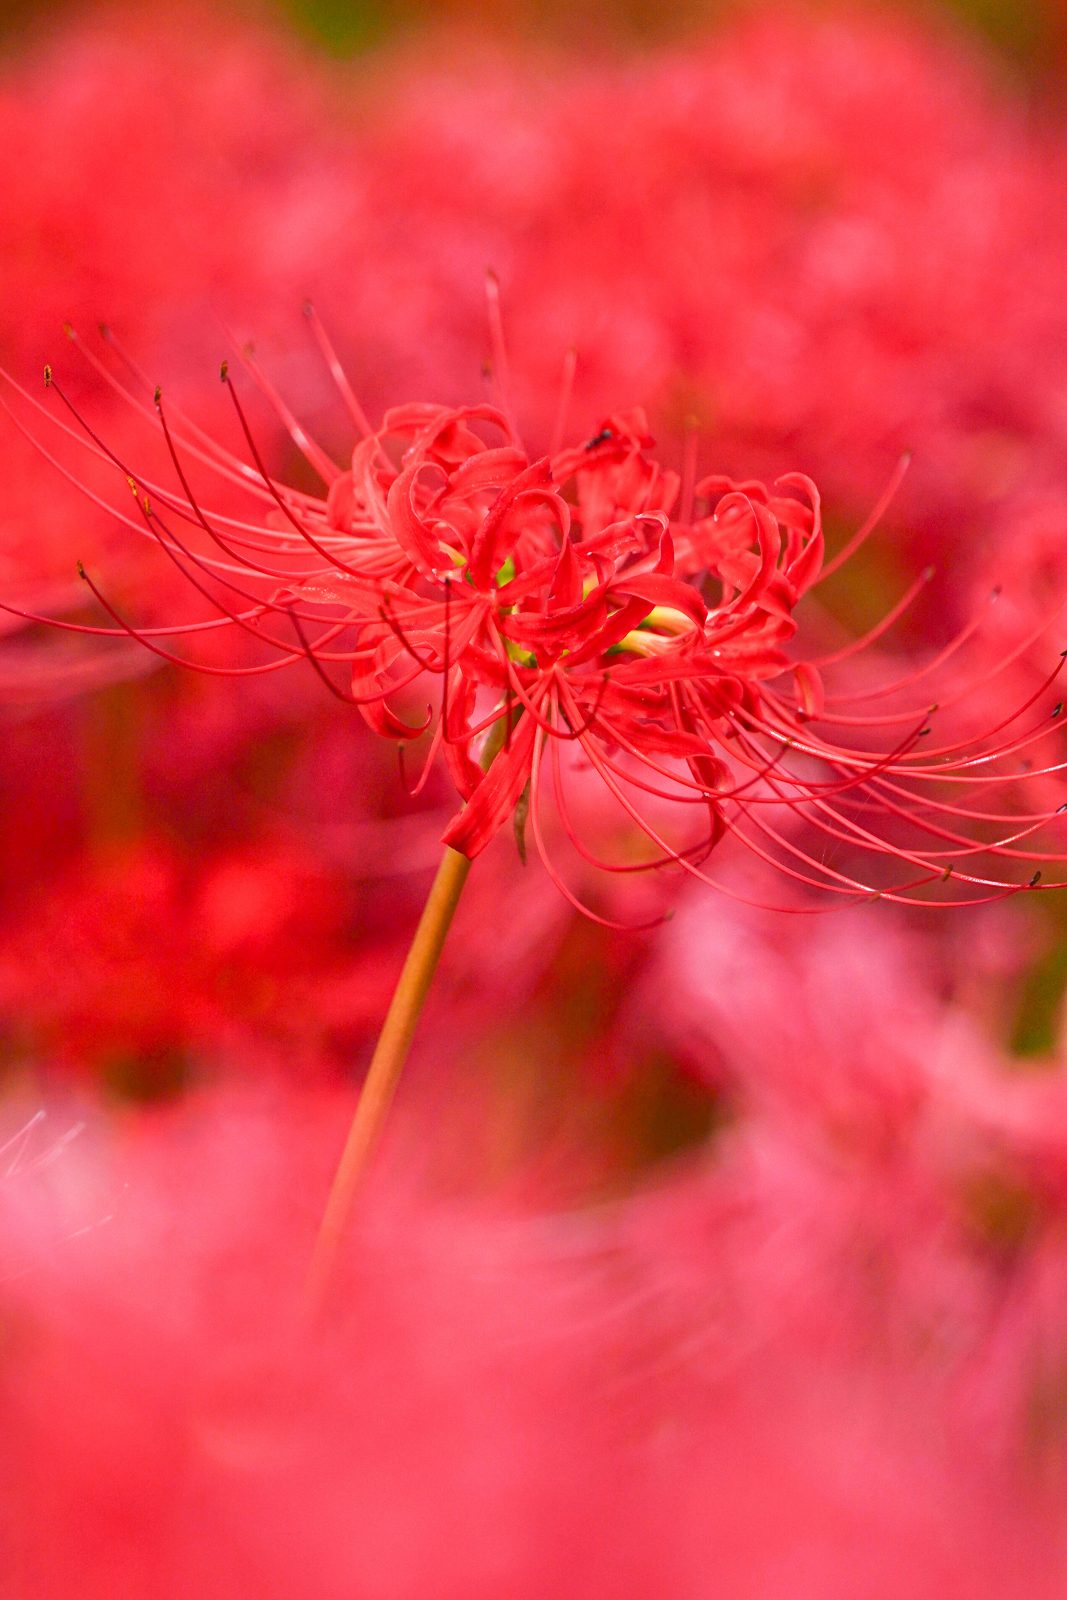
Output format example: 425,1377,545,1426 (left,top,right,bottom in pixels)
386,462,446,574
612,573,707,628
441,713,539,857
448,446,530,497
468,458,556,586
351,654,431,740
